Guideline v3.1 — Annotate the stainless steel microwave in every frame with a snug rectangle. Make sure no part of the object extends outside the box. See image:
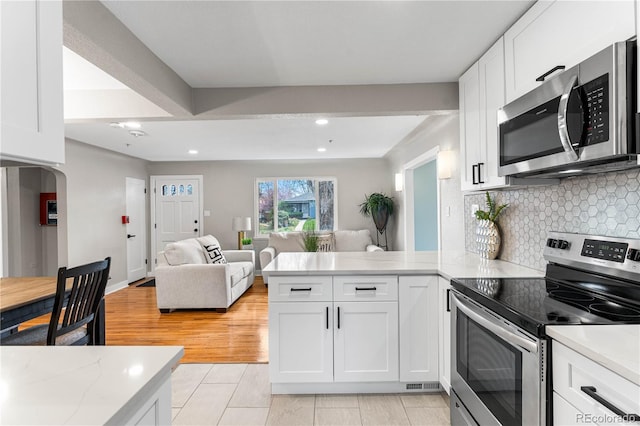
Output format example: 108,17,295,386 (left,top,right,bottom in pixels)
498,40,639,178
